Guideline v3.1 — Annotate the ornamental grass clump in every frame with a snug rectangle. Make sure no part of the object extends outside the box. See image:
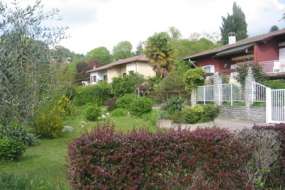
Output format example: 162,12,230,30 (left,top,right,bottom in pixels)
68,125,252,190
